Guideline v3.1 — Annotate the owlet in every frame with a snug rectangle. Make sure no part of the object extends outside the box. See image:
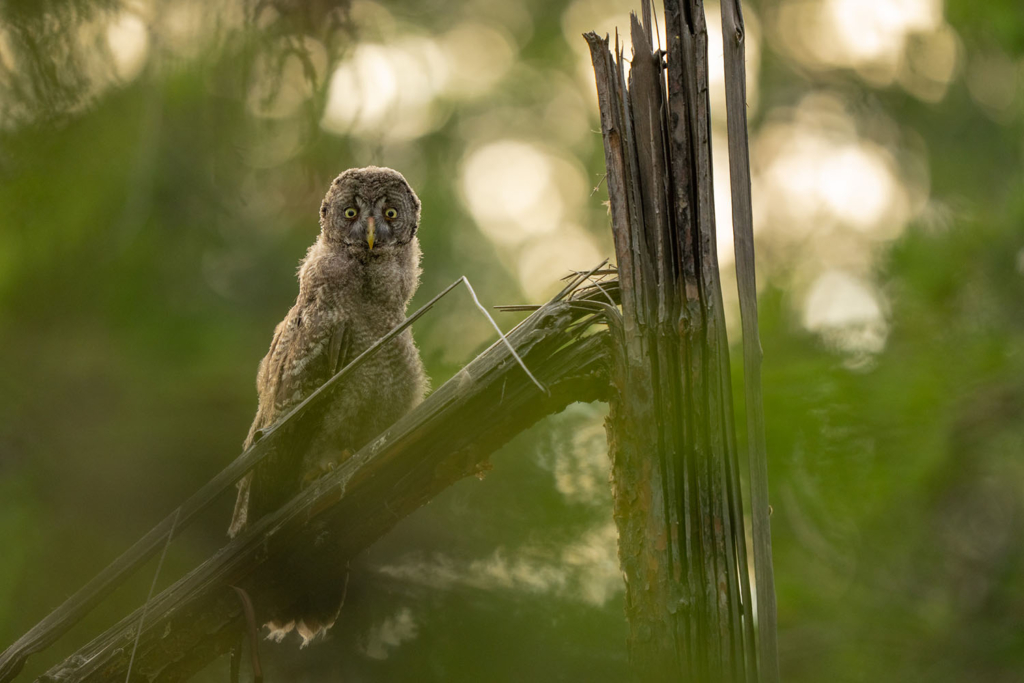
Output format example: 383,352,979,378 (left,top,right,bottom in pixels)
229,166,428,645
